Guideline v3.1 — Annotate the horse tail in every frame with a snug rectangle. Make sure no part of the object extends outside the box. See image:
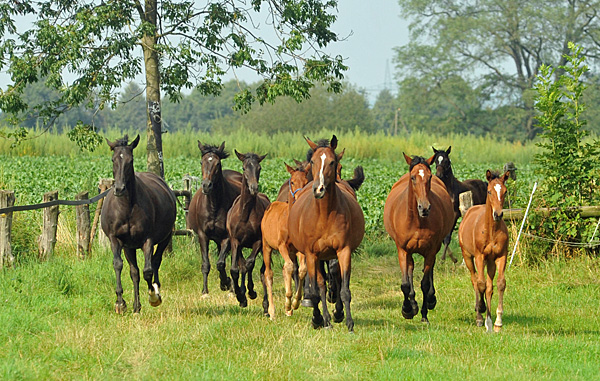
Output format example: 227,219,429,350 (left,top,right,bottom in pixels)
346,166,365,192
